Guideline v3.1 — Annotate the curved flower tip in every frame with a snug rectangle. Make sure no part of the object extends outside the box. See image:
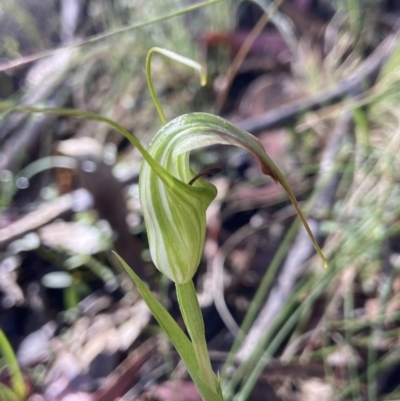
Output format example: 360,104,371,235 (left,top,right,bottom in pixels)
139,113,327,284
